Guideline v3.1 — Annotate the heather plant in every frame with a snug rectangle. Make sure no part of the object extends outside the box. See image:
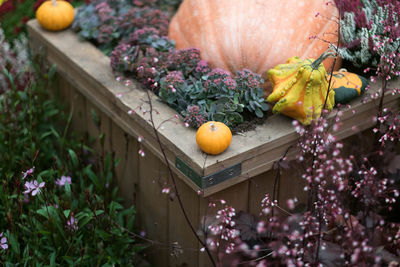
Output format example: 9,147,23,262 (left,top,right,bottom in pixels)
0,31,145,266
200,111,399,266
338,0,400,72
